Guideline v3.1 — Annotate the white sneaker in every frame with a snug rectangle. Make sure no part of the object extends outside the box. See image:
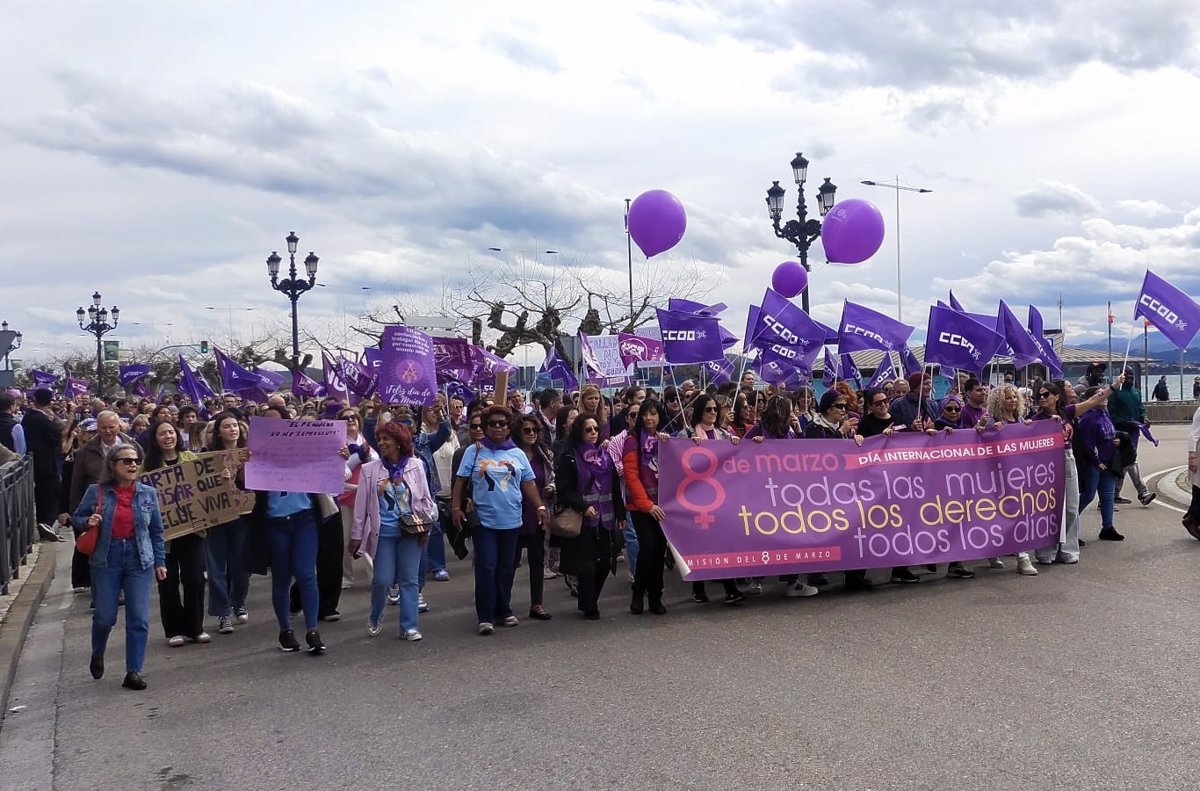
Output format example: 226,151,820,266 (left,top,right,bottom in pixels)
1017,556,1038,576
785,581,819,598
386,585,400,605
367,620,382,637
234,607,249,624
218,616,234,634
417,593,430,613
403,629,423,642
340,579,353,590
167,635,186,648
987,557,1005,570
192,632,212,643
746,580,764,596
